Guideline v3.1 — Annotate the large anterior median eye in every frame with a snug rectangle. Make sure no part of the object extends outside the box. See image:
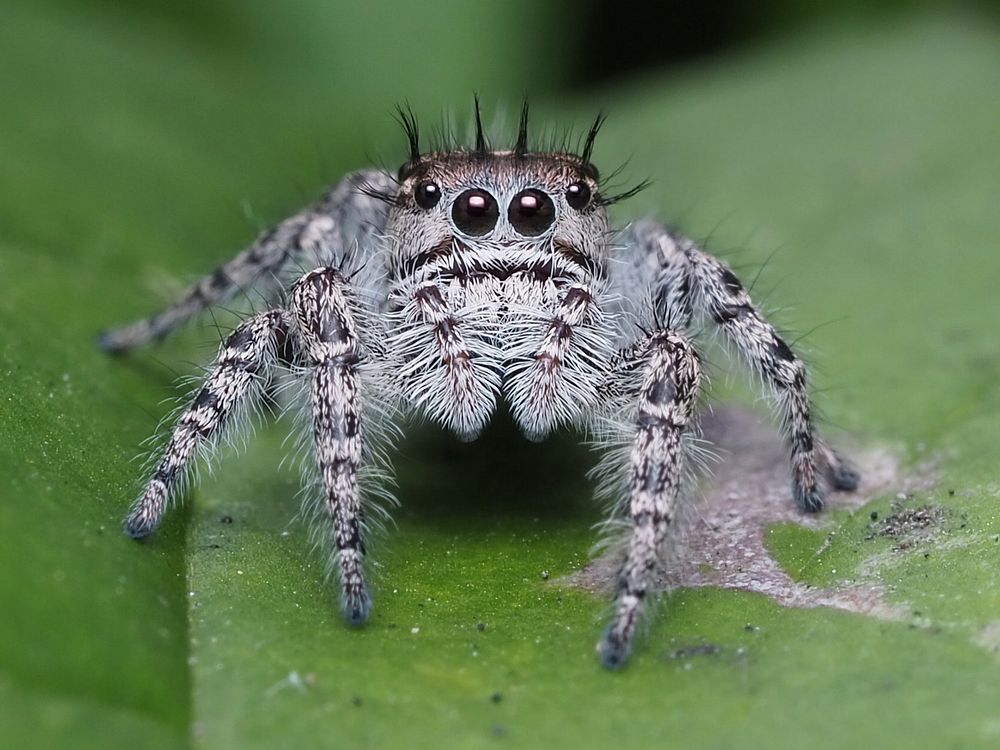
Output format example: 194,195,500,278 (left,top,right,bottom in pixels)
508,189,555,236
452,189,498,236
